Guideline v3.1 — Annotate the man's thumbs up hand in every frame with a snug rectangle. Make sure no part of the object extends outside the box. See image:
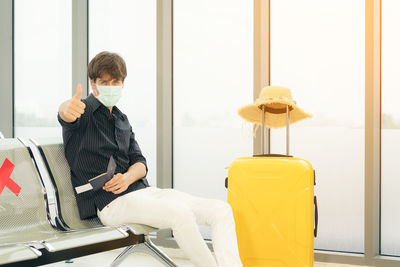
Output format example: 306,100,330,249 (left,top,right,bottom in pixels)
73,84,83,100
59,84,87,123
